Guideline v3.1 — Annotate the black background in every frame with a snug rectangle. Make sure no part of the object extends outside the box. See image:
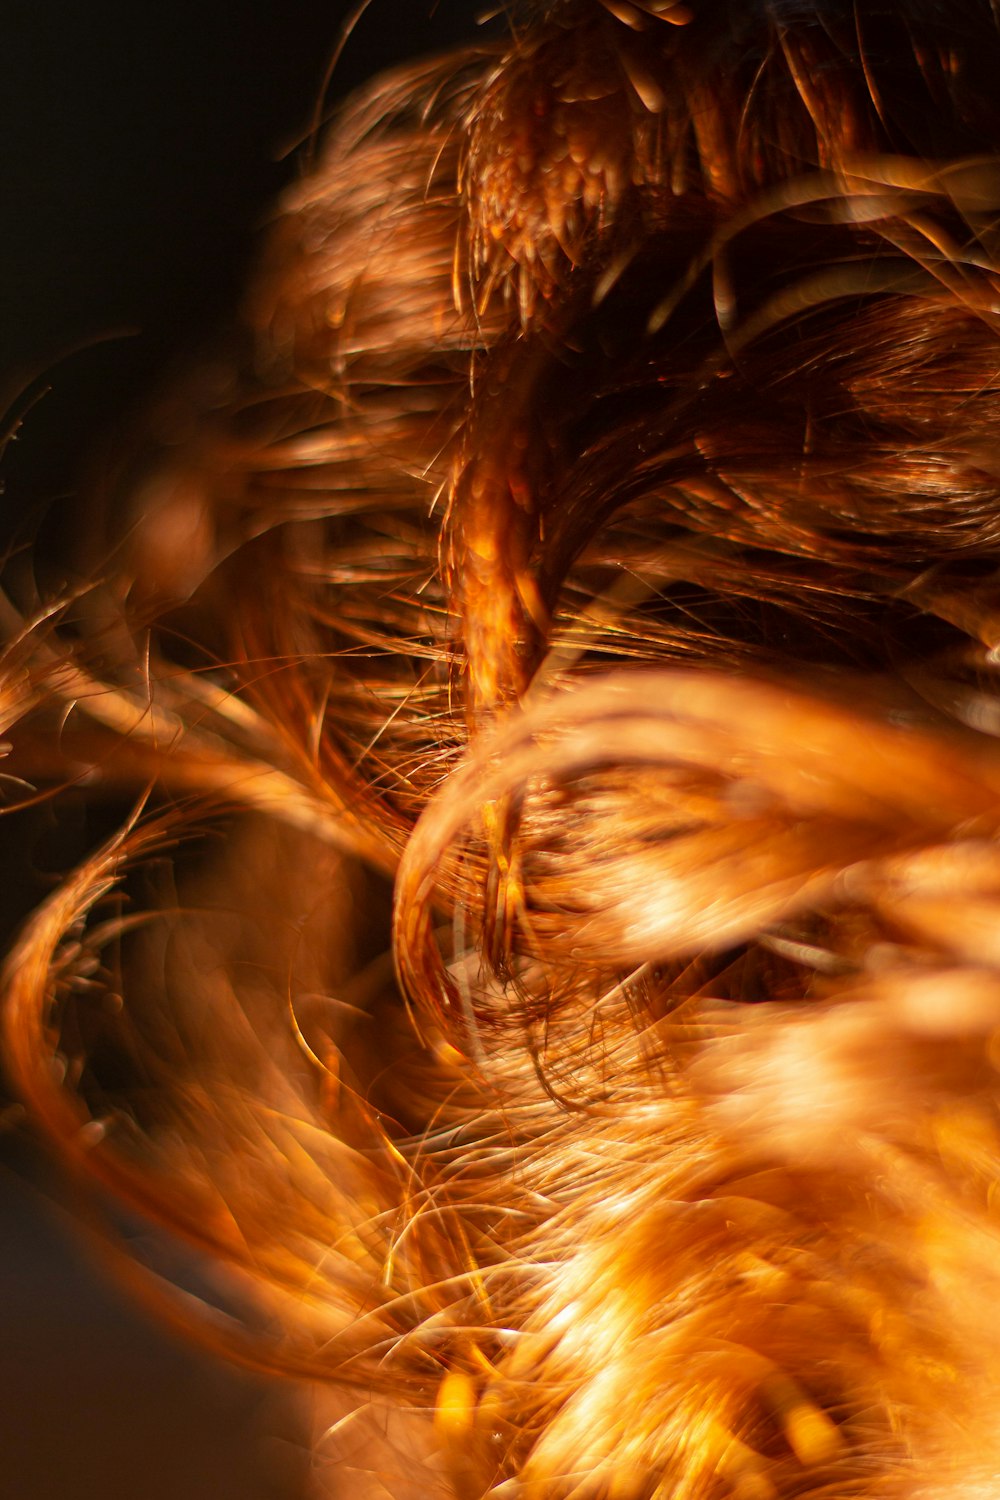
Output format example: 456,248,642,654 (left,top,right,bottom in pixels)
0,4,483,1496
